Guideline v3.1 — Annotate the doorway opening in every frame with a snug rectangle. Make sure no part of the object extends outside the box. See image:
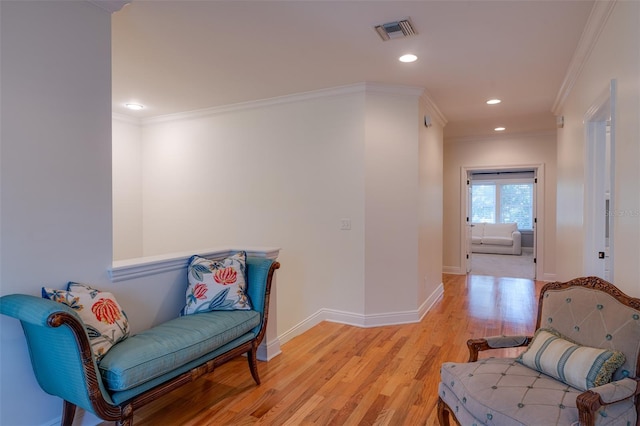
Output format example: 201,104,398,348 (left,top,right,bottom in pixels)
461,165,544,280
